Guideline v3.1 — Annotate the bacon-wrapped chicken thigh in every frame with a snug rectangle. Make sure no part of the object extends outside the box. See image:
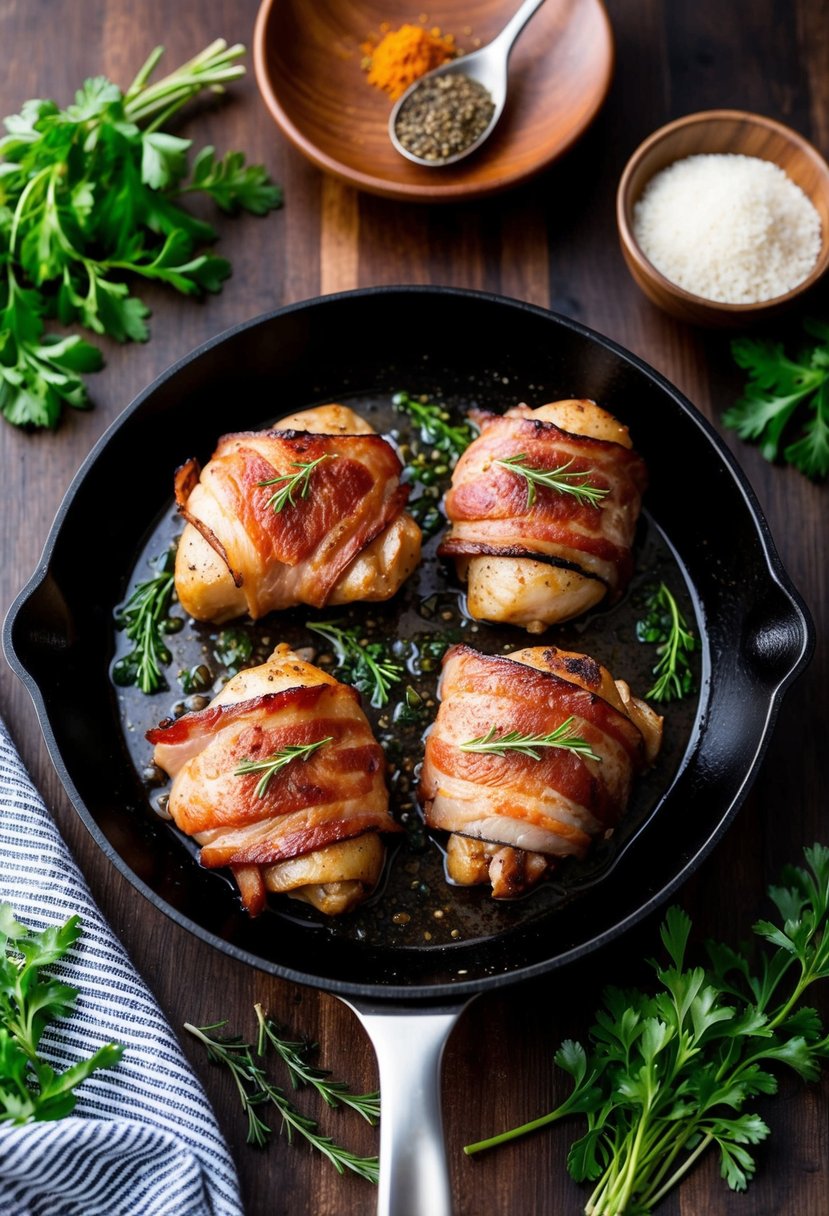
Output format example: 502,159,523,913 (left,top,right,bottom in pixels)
148,644,401,916
175,404,421,623
439,399,647,631
418,644,662,898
